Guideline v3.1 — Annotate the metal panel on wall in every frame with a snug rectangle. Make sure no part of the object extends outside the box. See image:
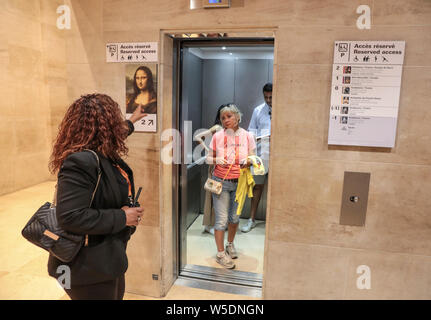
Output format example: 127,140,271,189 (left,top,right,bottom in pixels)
182,49,204,229
202,59,235,129
234,59,272,130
